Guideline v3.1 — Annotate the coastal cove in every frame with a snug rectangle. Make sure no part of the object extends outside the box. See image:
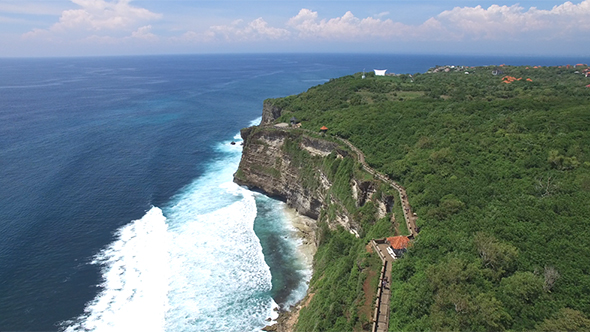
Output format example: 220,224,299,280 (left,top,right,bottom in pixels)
1,54,587,331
